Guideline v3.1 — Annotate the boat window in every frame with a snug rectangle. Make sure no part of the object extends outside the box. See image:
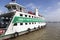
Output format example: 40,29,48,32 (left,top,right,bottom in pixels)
1,22,4,24
1,17,4,19
25,23,27,25
12,5,16,9
32,16,34,18
6,17,8,19
29,23,31,24
8,6,11,9
20,14,23,16
29,15,31,17
25,15,27,17
20,7,22,12
14,23,17,26
20,23,23,25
